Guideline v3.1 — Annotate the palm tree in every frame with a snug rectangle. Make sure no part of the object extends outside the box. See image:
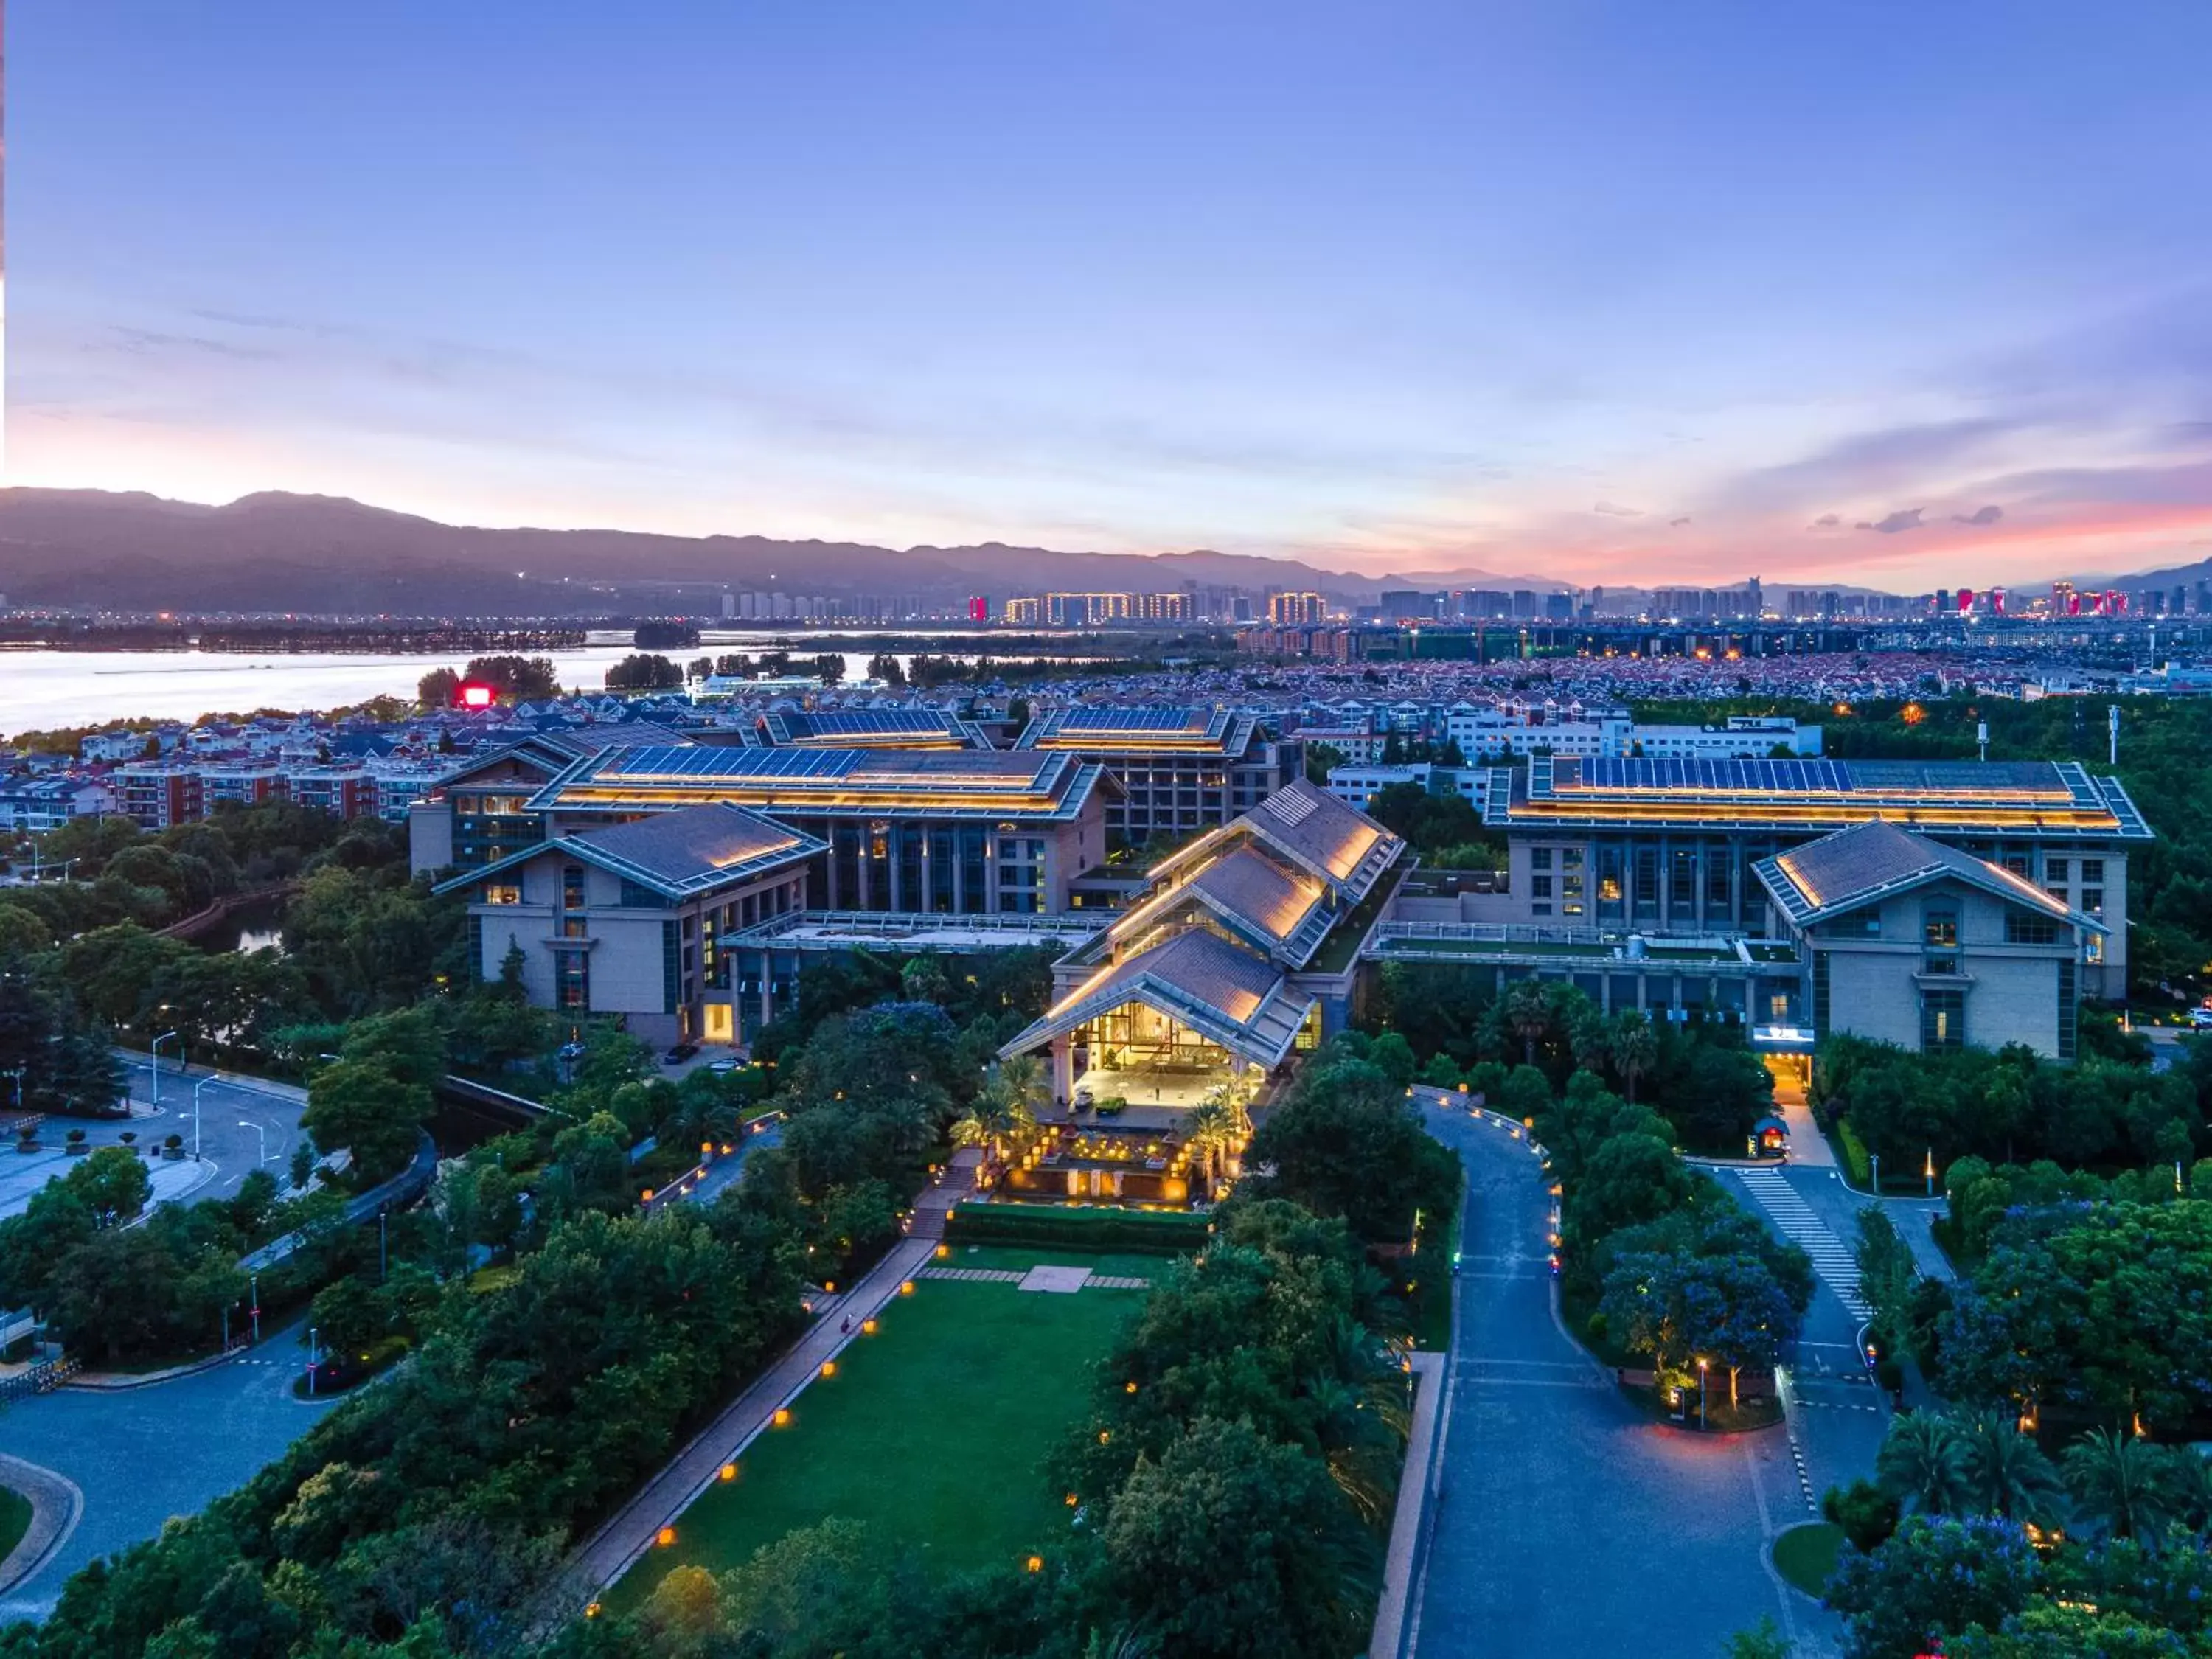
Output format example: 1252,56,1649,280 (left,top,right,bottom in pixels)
1183,1099,1238,1199
2064,1427,2185,1545
952,1061,1038,1163
1607,1009,1658,1105
1502,980,1551,1065
1958,1410,2066,1527
1876,1411,1971,1517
